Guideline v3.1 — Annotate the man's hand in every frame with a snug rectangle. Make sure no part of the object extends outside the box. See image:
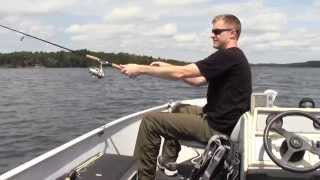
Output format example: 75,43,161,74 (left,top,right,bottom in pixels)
120,64,142,78
150,61,172,67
